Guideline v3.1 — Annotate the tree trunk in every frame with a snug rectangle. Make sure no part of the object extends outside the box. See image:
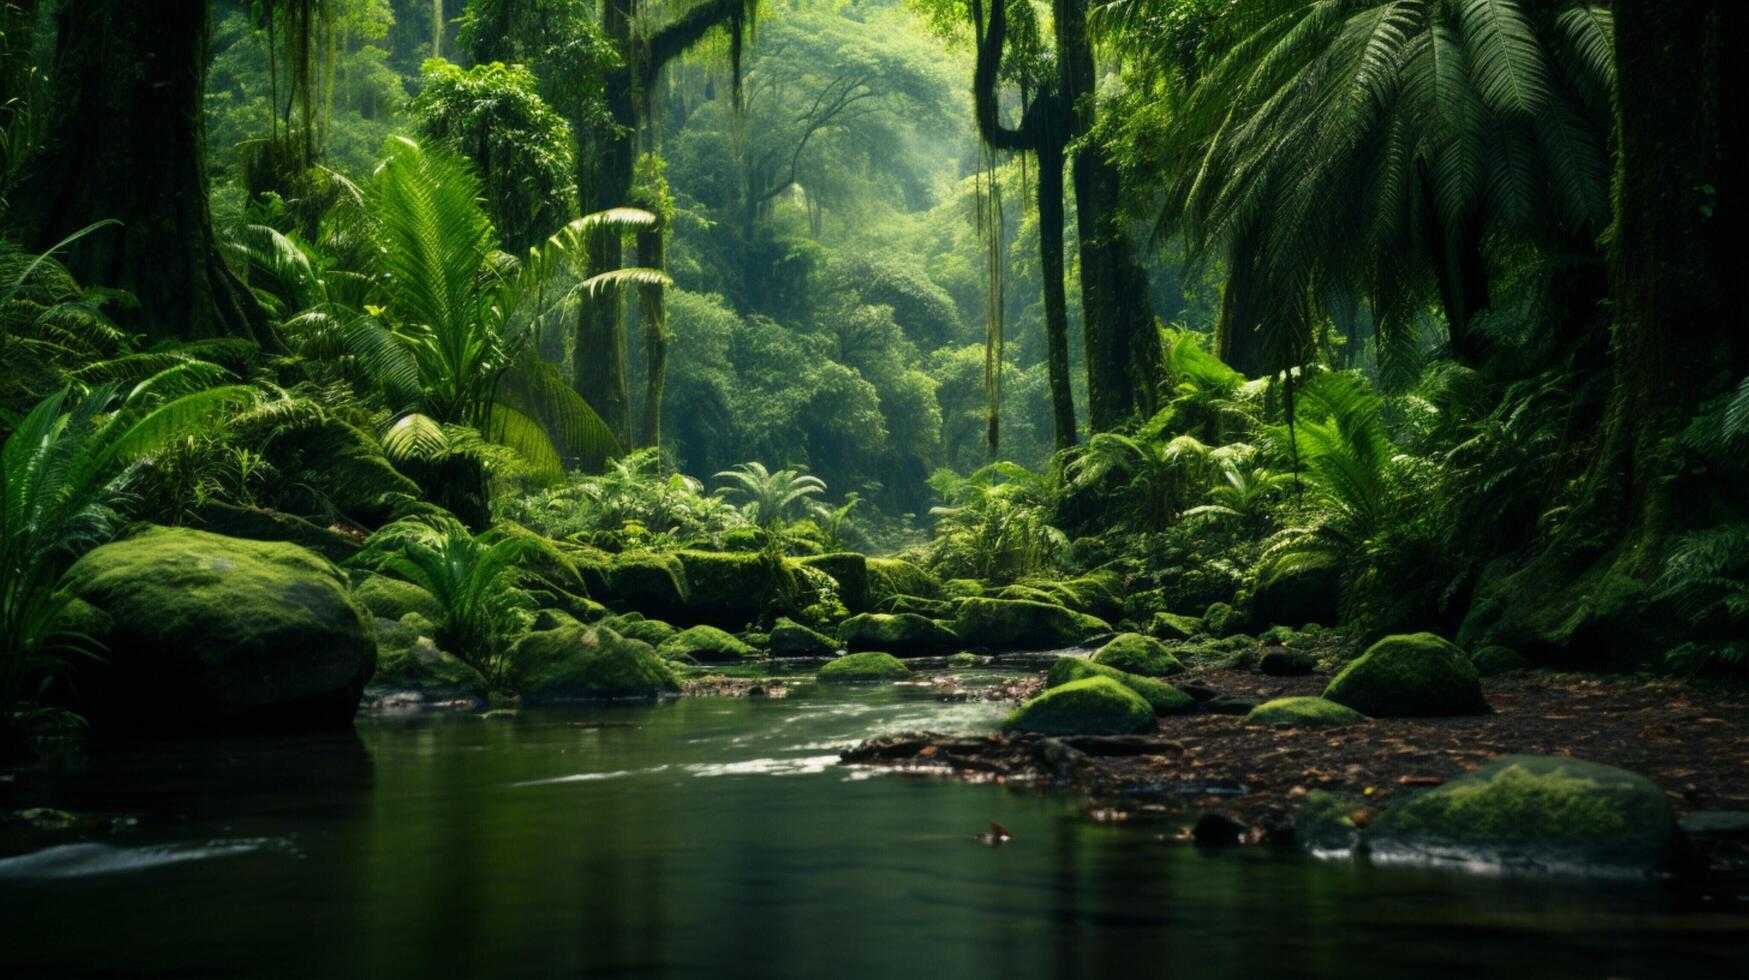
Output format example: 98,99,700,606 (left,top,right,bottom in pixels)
1057,0,1161,428
635,221,669,450
17,1,271,346
1584,0,1743,546
1035,133,1077,449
